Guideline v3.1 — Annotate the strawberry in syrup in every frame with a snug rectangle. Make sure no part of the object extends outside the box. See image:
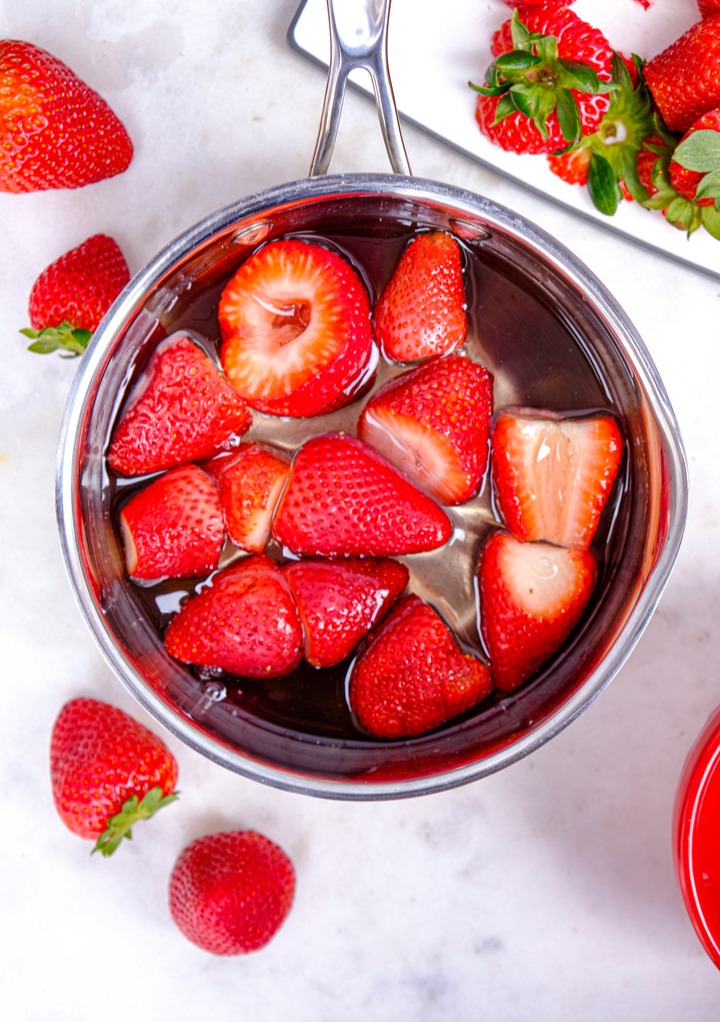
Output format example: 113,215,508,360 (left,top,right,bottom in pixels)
118,464,225,581
491,409,624,551
271,433,452,558
282,558,409,668
372,231,467,363
164,554,303,678
219,239,375,417
349,594,492,738
477,531,597,692
358,353,493,504
208,443,290,553
107,334,252,477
